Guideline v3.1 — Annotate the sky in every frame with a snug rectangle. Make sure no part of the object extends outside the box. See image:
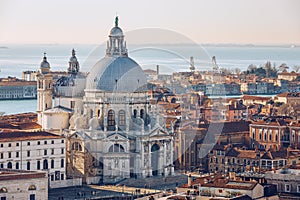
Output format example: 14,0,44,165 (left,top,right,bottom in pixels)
0,0,299,45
